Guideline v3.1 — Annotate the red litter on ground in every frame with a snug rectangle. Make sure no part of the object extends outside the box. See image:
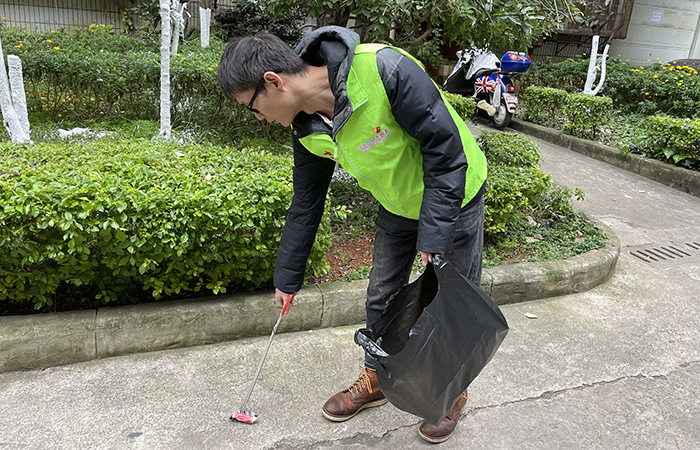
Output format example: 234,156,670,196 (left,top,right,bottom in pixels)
232,409,257,424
